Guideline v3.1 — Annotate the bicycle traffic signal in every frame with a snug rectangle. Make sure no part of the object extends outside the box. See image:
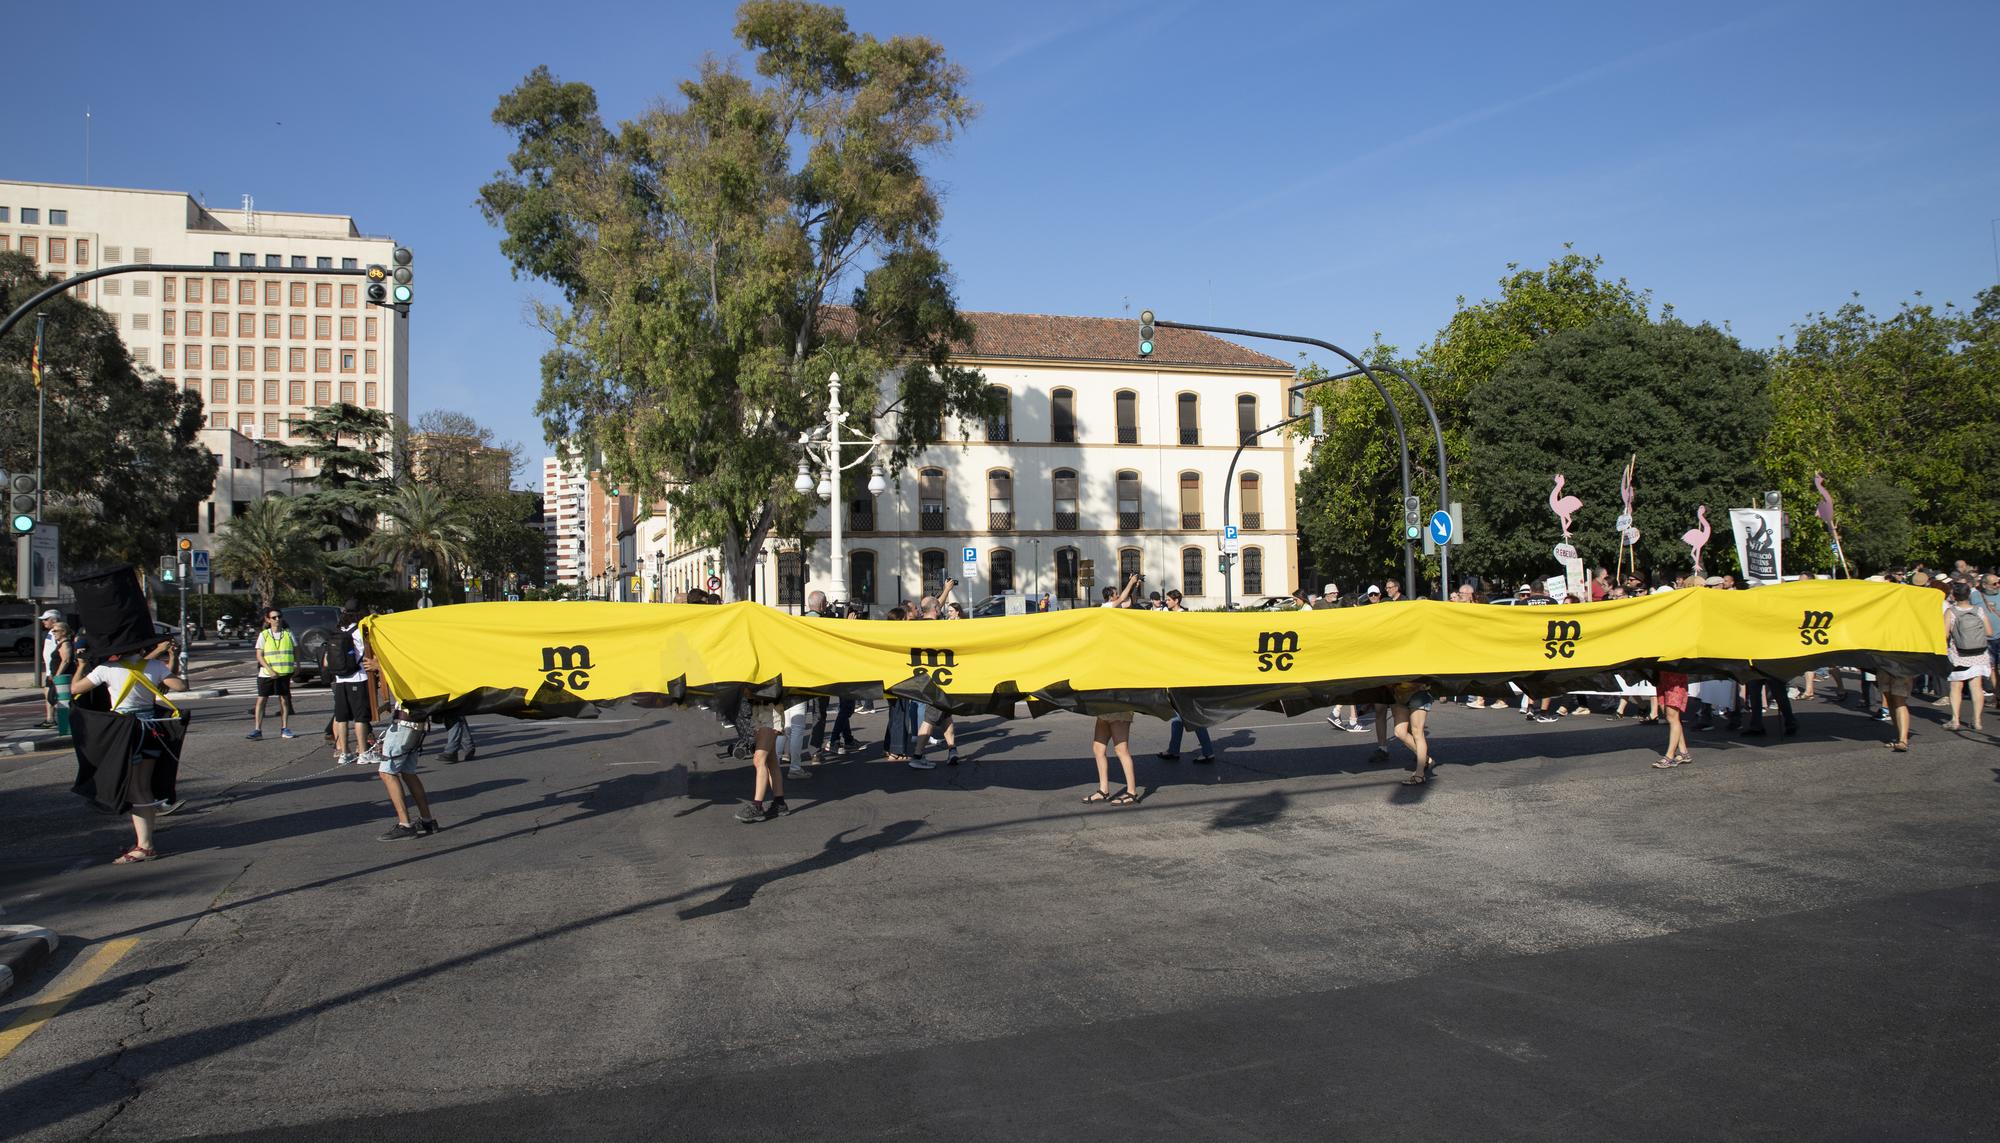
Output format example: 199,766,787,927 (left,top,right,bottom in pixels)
365,263,390,304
